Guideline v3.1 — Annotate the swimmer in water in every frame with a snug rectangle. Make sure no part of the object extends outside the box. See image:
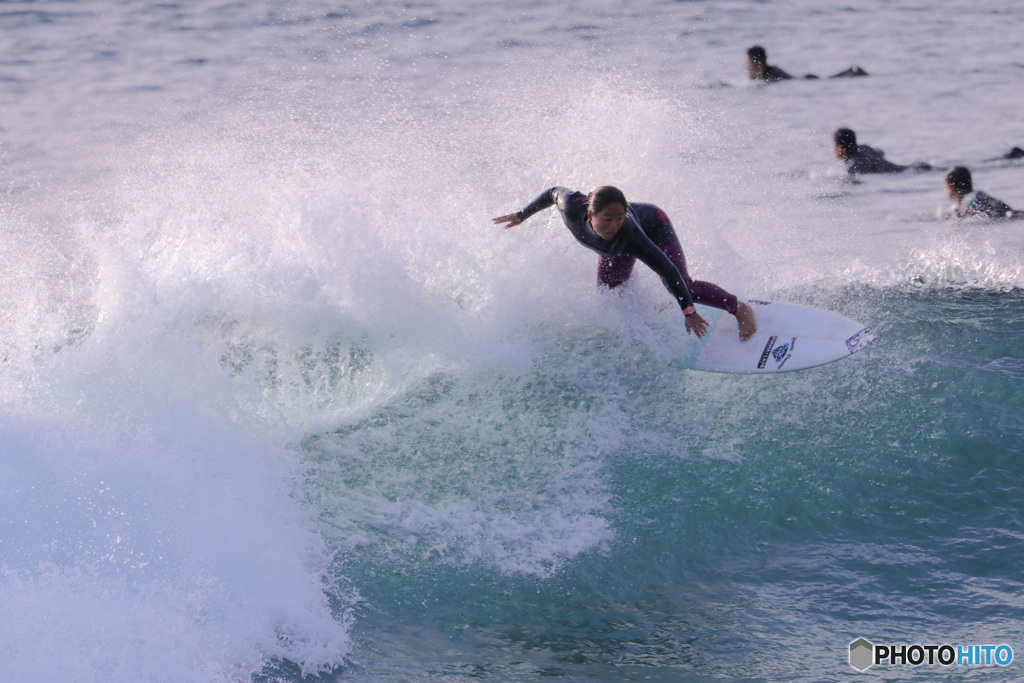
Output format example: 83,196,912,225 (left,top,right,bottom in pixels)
746,45,869,83
942,166,1024,221
832,128,932,175
492,186,757,342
